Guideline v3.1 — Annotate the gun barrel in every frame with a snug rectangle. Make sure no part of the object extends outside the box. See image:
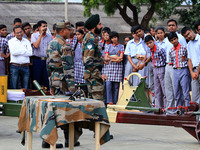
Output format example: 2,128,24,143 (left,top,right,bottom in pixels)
33,80,46,96
108,105,160,112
